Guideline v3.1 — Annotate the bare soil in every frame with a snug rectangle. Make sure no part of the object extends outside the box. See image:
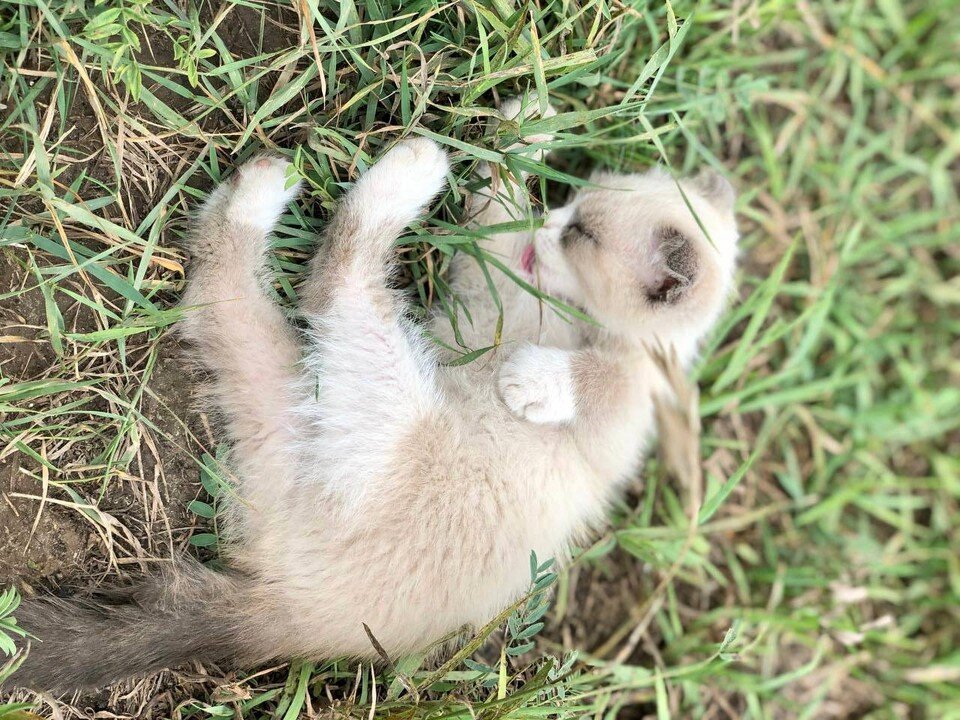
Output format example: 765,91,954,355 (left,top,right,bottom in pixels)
0,250,205,592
